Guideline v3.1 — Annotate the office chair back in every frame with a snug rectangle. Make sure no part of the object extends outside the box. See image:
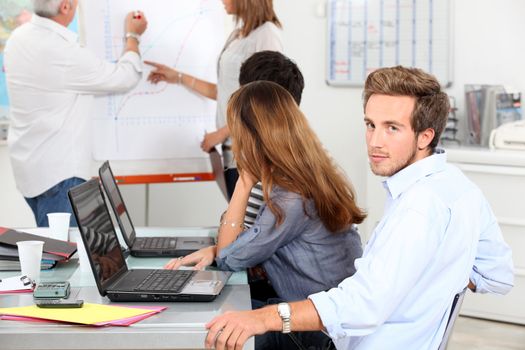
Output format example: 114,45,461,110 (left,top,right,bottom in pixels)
438,287,468,350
